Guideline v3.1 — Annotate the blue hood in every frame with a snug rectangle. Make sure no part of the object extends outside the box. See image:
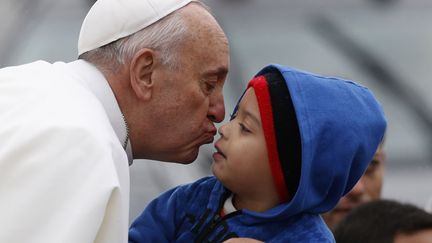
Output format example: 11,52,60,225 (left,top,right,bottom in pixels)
240,64,386,220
